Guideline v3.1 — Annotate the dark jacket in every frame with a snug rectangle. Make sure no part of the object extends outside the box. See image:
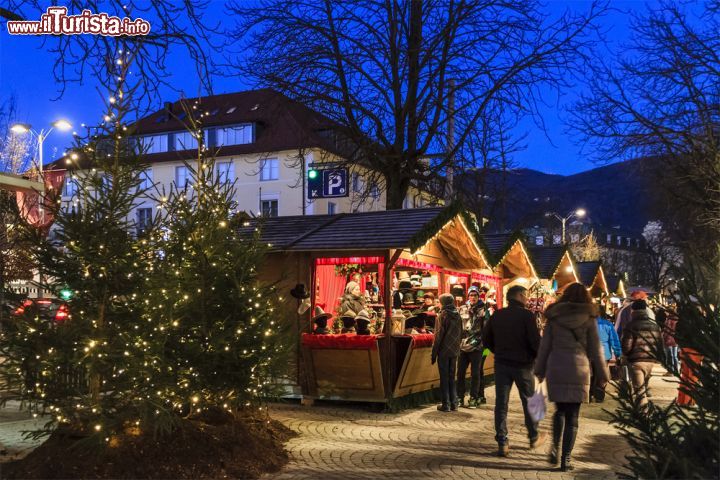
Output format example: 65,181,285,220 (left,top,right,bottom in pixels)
662,316,678,348
622,310,662,363
482,299,540,368
535,303,609,403
432,306,463,359
340,293,365,316
460,301,488,353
